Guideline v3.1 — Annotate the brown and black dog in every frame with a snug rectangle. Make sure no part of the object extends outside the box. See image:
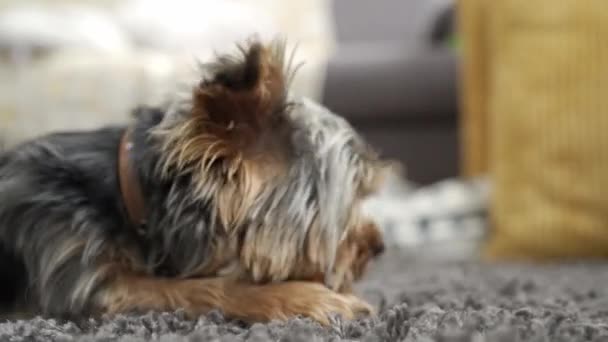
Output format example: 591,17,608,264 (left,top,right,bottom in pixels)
0,40,385,325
